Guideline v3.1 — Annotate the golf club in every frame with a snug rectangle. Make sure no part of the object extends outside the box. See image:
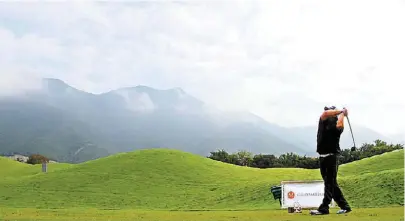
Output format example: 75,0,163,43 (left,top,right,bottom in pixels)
346,115,356,151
